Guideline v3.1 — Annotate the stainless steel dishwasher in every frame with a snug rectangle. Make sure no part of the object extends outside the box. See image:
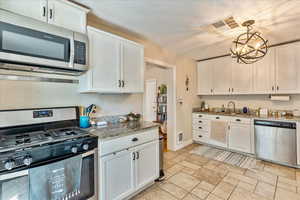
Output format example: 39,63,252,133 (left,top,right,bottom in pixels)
255,120,297,167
